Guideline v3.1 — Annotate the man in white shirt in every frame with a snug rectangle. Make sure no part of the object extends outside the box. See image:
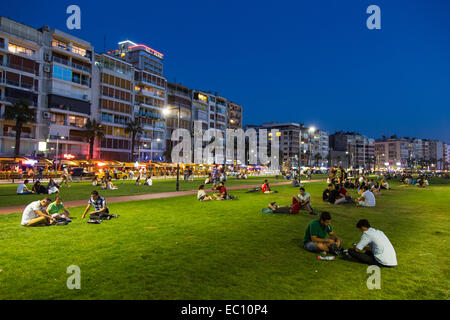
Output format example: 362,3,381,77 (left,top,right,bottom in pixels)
346,219,397,267
21,197,53,227
293,187,316,215
356,186,376,207
17,179,33,195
